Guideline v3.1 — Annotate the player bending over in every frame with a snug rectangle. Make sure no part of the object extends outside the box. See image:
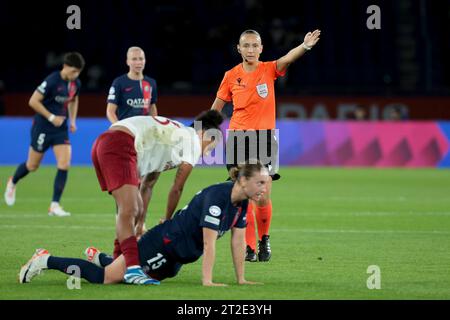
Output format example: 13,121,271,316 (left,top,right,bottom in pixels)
89,110,223,285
